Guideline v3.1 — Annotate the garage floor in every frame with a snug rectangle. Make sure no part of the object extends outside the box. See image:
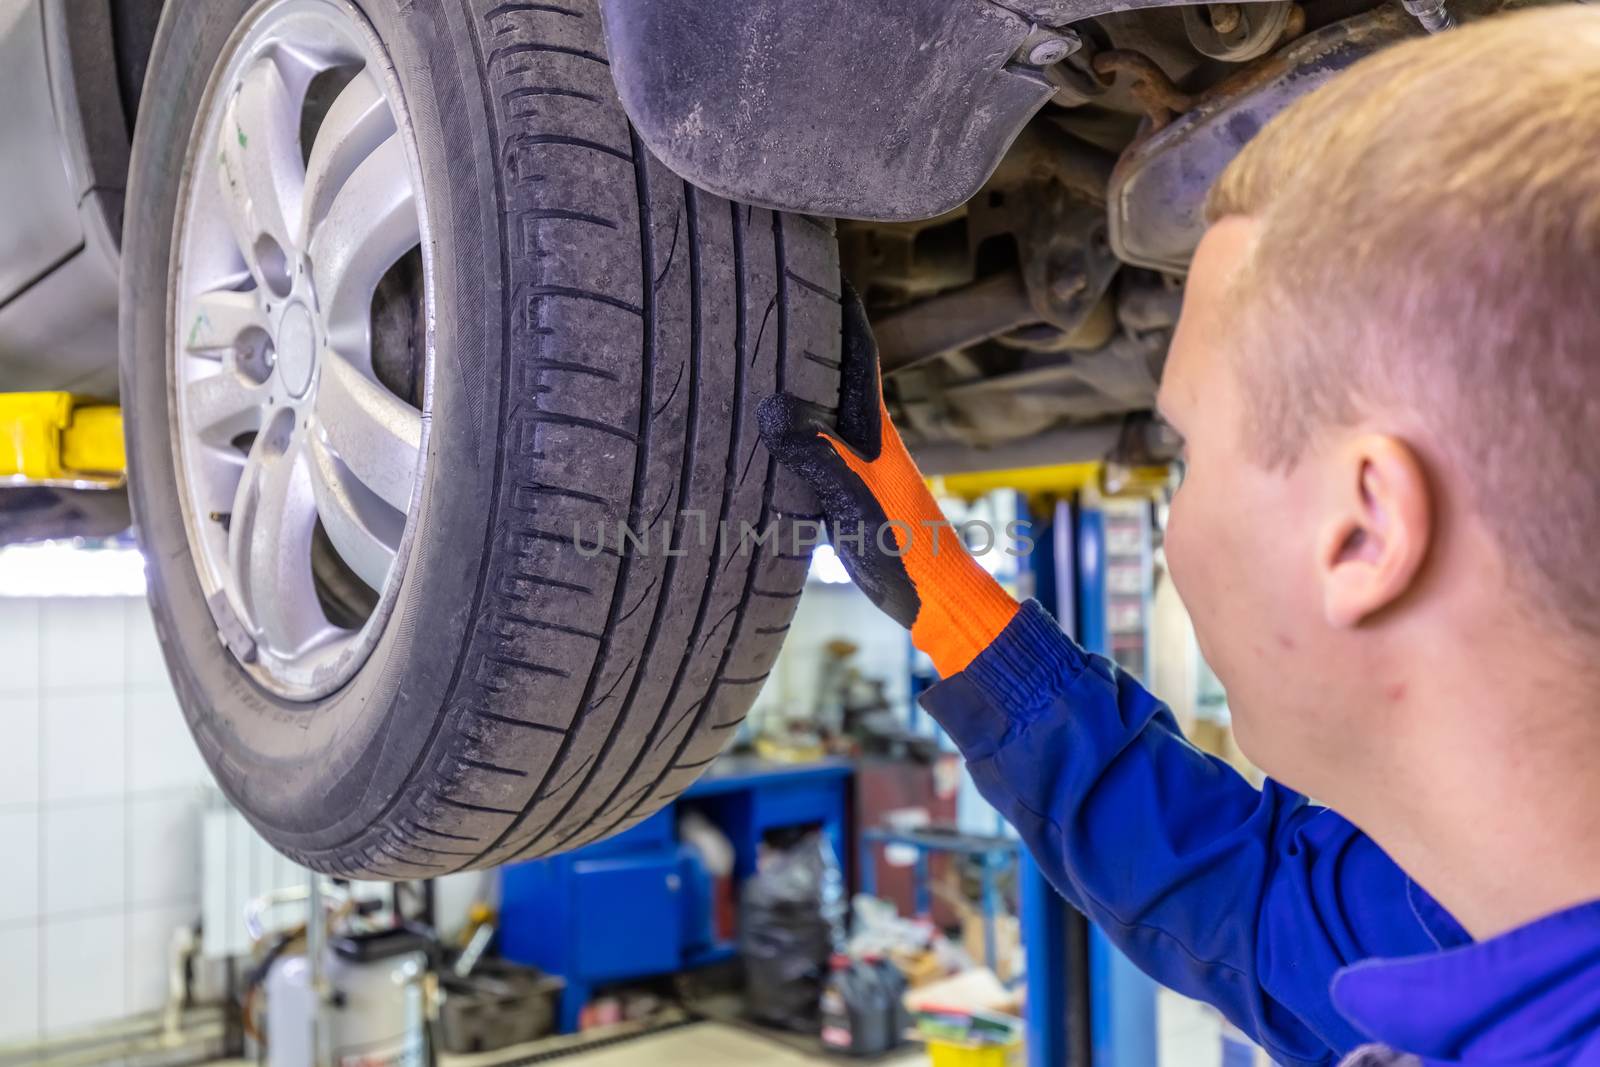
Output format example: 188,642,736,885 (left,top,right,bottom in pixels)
484,1022,923,1066
206,1022,926,1066
449,1011,1225,1065
204,1007,1226,1064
